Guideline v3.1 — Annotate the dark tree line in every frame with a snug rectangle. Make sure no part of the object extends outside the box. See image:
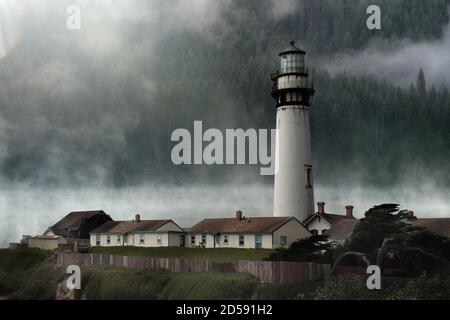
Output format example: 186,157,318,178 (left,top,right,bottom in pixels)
1,0,449,187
